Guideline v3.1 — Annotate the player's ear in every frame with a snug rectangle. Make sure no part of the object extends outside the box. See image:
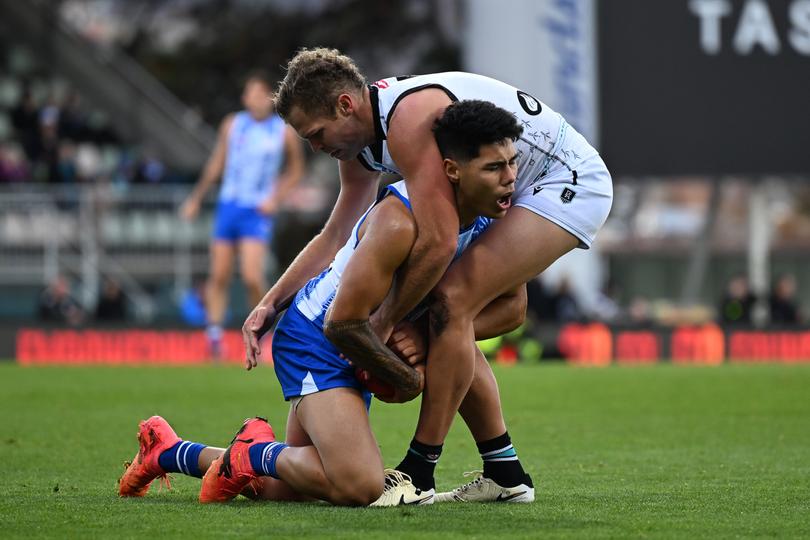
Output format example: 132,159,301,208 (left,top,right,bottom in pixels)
336,94,353,117
444,158,460,185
